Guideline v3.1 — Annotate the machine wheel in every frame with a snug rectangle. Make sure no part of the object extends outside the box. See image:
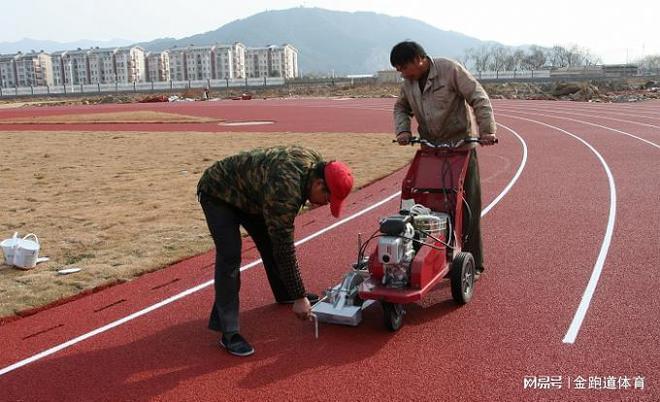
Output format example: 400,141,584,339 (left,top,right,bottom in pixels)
451,252,475,304
382,302,405,331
